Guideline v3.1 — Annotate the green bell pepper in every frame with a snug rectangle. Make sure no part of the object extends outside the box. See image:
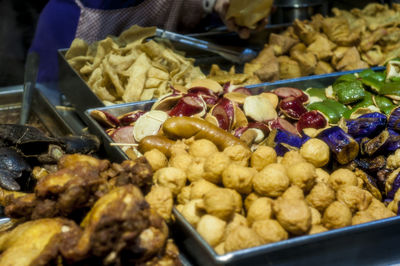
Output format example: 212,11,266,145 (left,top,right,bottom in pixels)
308,99,348,124
305,87,327,101
379,81,400,97
361,76,383,93
374,95,396,115
332,80,365,104
343,92,374,118
358,69,375,79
